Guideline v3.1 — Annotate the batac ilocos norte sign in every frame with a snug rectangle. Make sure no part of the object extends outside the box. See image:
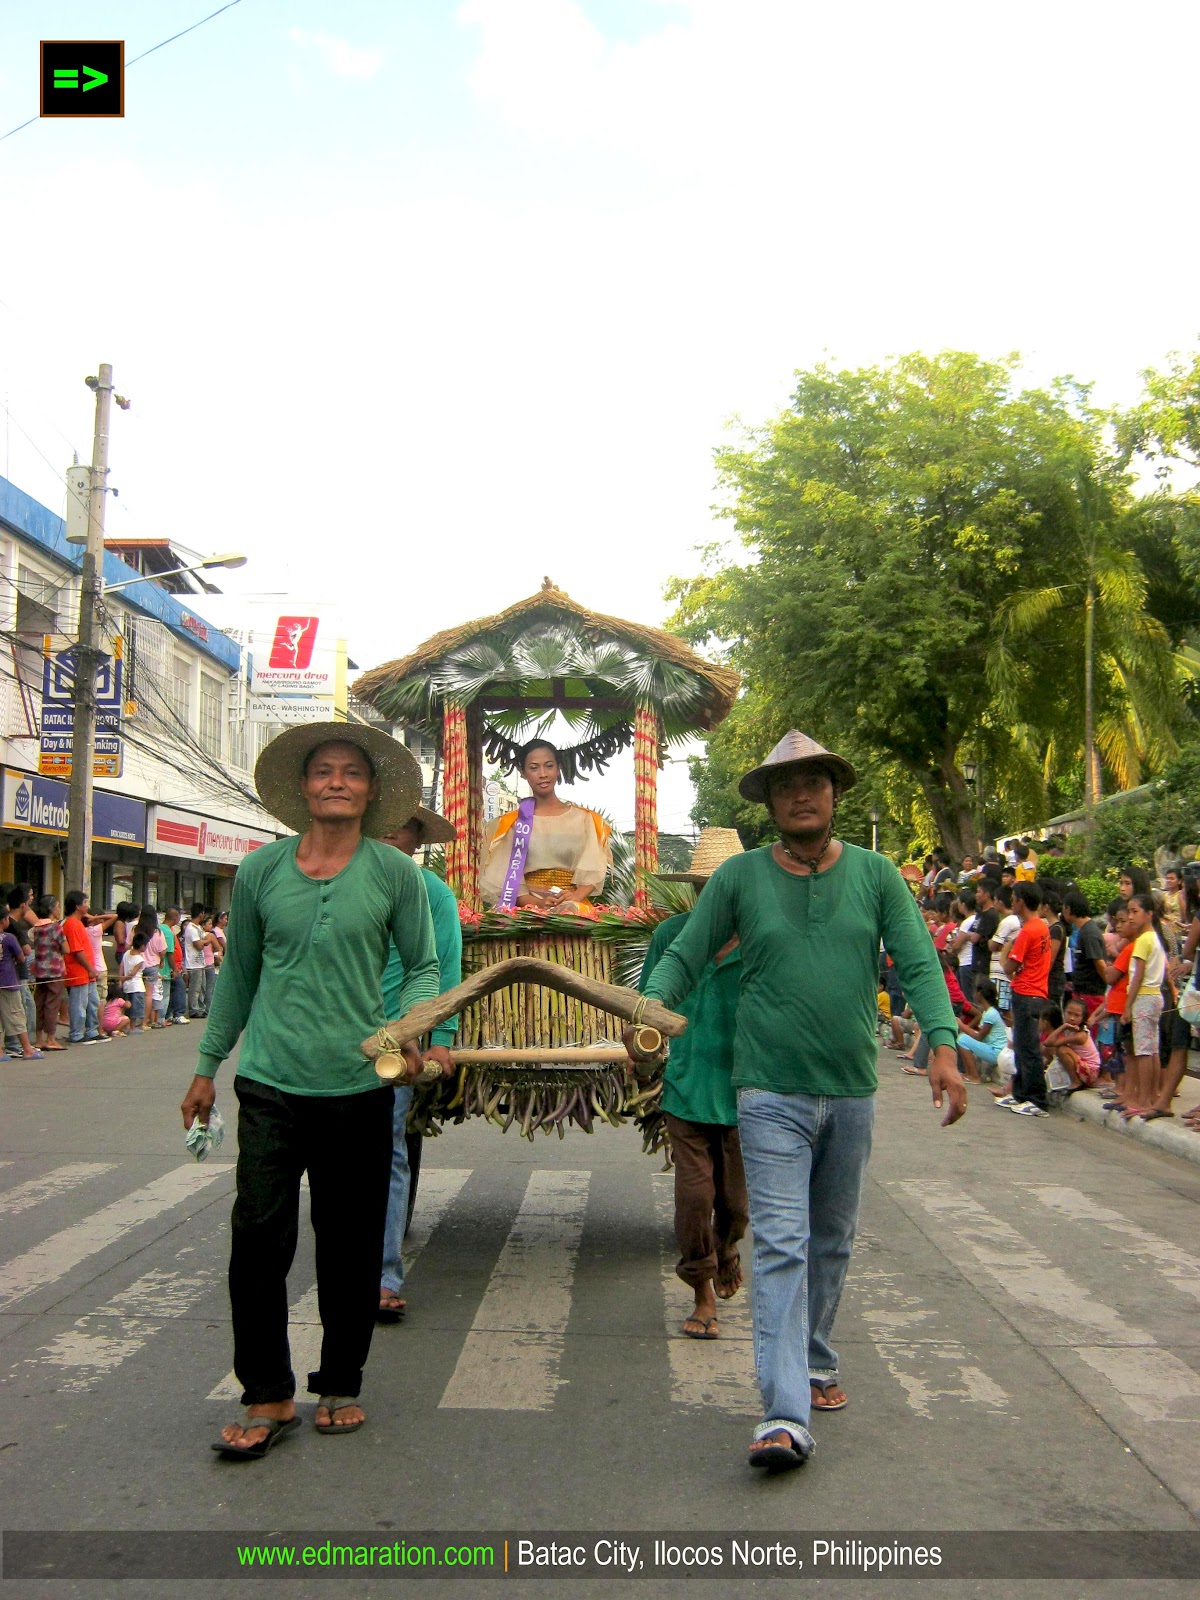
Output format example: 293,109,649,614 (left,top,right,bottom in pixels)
146,805,277,866
1,769,146,846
